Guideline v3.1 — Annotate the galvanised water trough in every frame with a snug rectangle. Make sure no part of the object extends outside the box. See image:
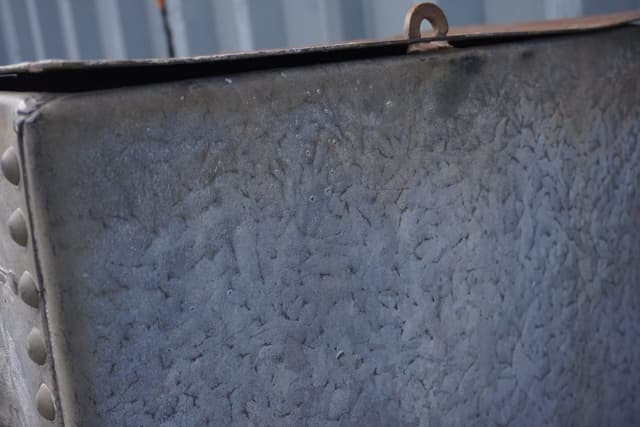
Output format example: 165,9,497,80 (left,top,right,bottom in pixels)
1,4,639,426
